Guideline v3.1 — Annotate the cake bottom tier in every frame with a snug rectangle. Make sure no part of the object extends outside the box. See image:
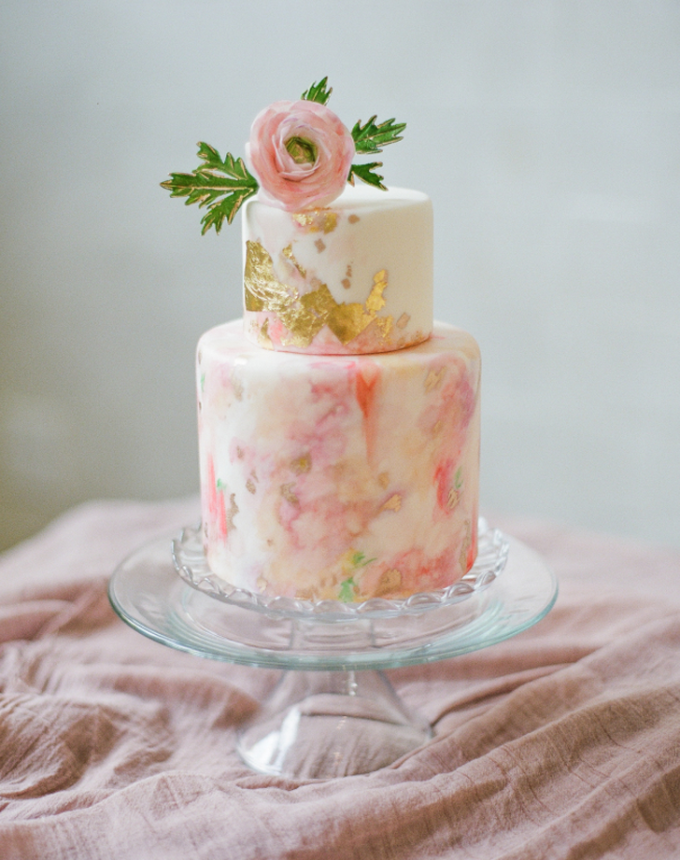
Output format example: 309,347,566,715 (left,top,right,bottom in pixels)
197,319,481,602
